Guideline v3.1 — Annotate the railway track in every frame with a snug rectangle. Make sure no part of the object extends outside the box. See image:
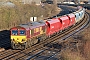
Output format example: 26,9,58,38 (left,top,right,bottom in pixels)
29,12,90,60
0,11,89,60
